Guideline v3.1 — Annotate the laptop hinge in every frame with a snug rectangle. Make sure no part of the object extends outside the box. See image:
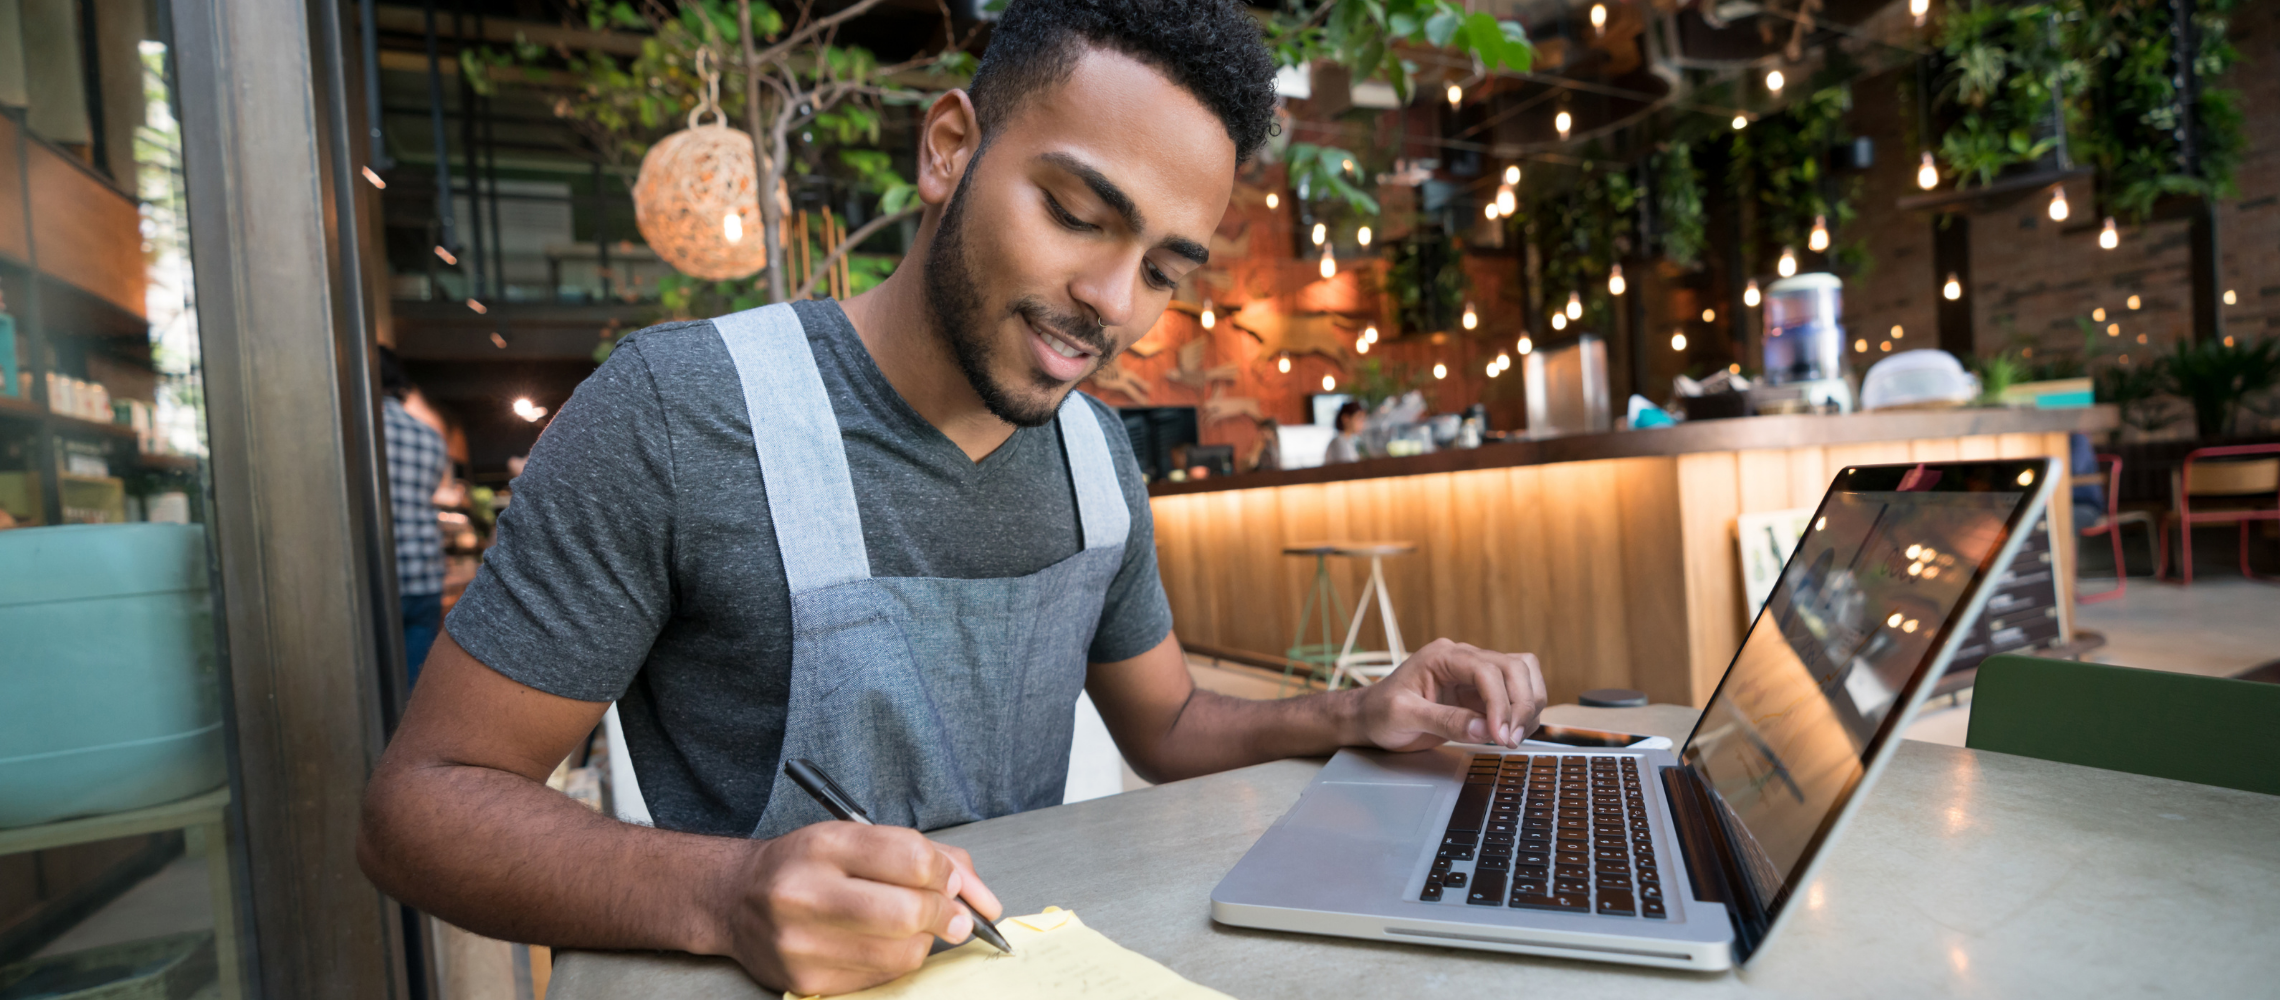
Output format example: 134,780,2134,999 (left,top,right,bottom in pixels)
1660,764,1771,963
